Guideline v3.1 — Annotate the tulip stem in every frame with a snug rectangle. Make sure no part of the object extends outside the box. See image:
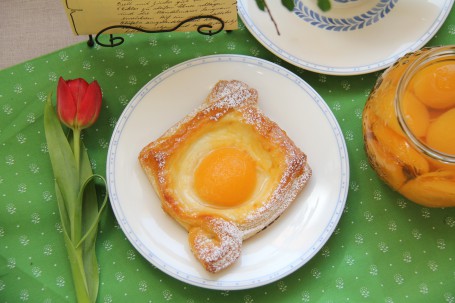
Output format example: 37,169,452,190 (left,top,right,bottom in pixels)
72,128,82,243
73,128,81,174
71,127,90,302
